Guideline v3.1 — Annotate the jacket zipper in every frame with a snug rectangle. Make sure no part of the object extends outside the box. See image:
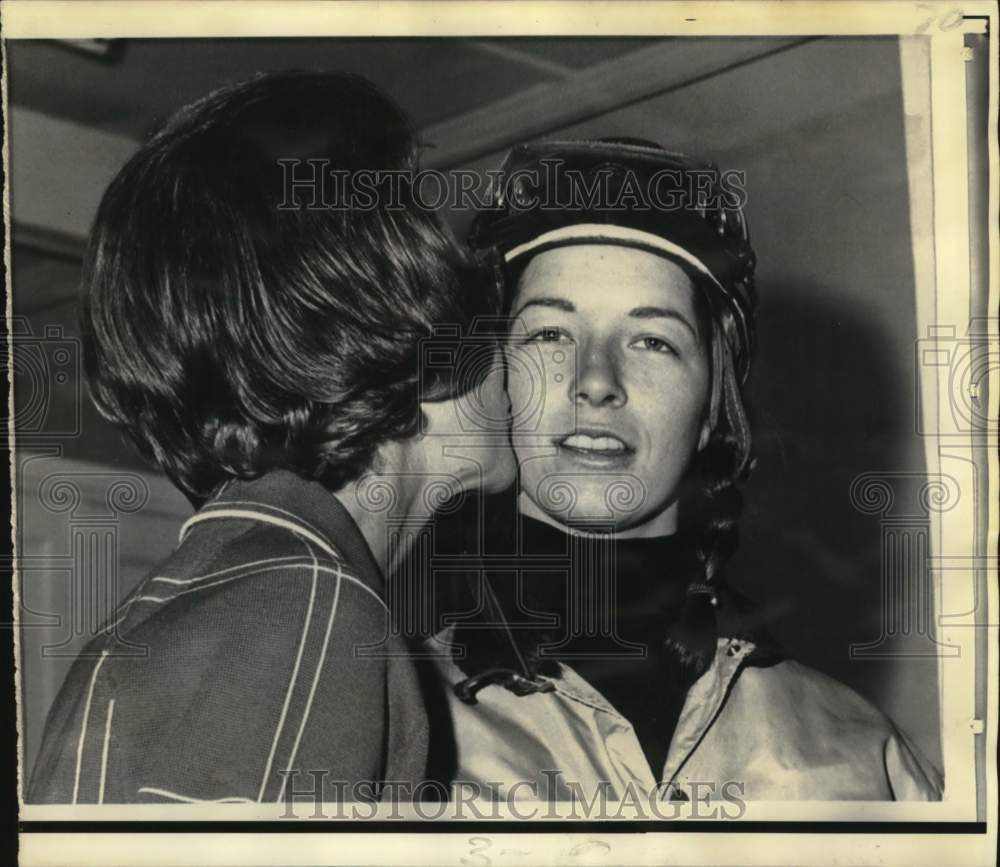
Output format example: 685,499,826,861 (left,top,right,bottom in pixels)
662,649,750,797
